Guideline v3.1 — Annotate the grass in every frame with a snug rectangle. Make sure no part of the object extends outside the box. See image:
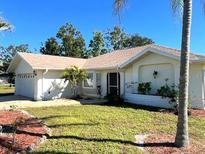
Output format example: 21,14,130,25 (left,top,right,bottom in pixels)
25,103,205,154
0,85,15,95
